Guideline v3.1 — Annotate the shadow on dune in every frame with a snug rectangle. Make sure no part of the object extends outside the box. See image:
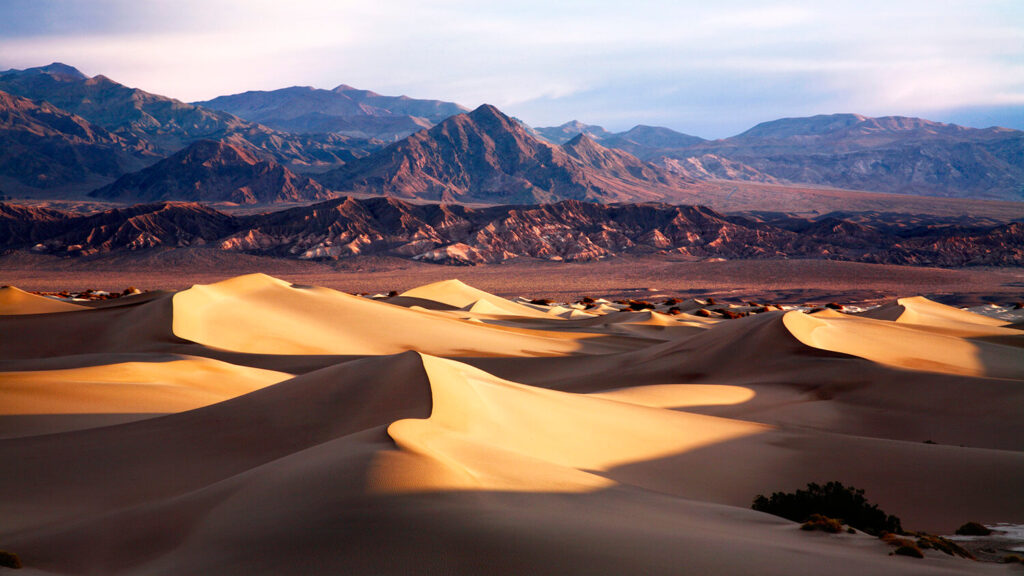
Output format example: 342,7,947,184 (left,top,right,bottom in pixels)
602,428,1024,534
1,344,1021,575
